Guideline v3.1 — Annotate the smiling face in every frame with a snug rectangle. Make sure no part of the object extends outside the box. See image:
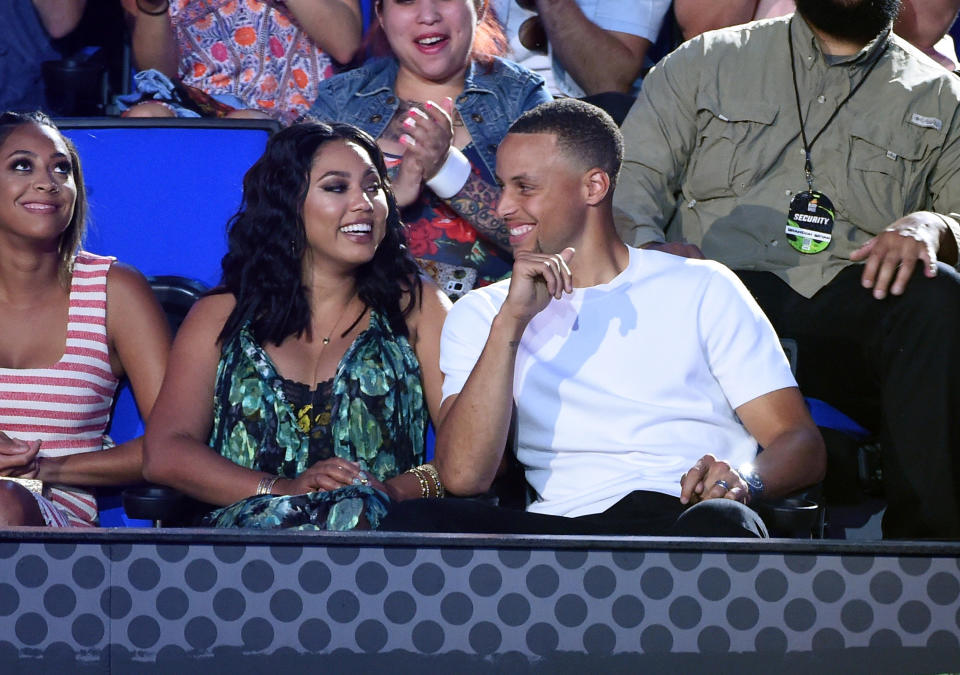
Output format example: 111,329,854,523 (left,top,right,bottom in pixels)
379,0,478,86
0,123,77,247
301,139,389,272
495,132,589,255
